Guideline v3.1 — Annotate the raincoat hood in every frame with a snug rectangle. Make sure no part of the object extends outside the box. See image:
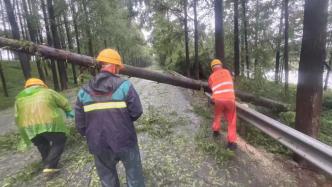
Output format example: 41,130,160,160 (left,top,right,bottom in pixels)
88,71,123,94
